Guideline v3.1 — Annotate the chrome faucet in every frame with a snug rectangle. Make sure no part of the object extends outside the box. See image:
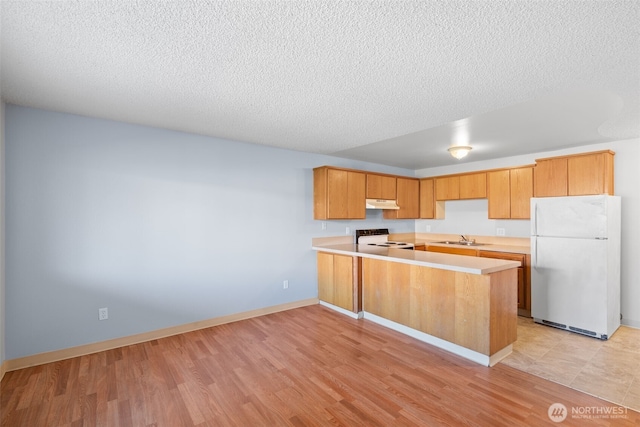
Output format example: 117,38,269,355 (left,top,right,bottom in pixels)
459,235,476,245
